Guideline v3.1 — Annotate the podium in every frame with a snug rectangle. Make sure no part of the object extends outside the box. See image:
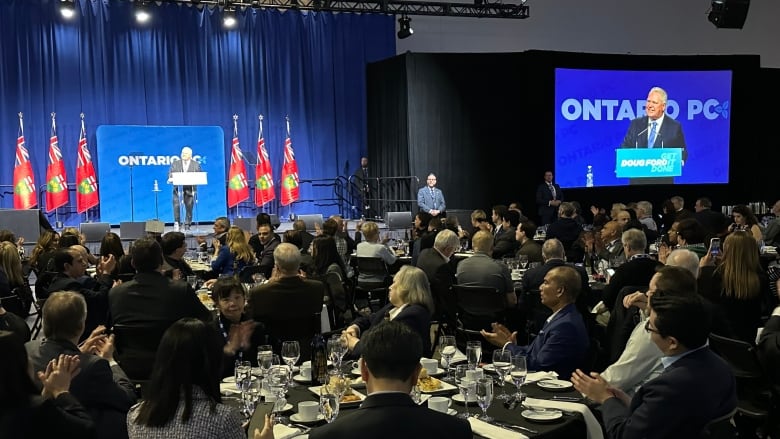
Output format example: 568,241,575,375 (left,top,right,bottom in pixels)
615,148,683,179
171,172,208,232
